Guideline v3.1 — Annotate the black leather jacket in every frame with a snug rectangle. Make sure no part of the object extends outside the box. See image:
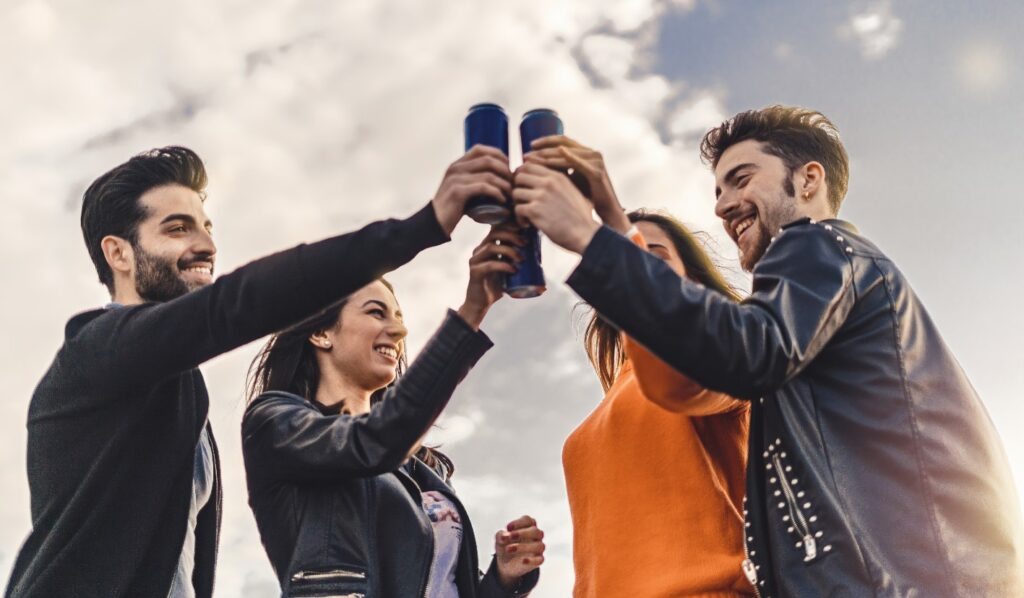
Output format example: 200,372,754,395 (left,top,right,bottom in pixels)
568,219,1024,597
242,311,538,598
